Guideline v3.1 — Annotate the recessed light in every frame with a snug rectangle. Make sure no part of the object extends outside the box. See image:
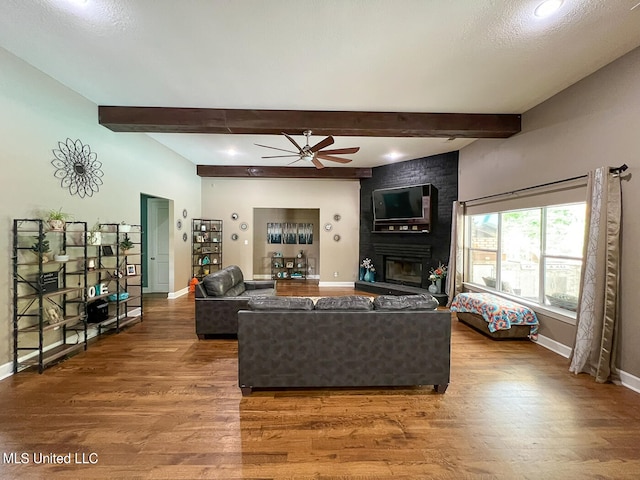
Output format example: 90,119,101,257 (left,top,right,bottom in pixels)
534,0,563,18
384,151,403,161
